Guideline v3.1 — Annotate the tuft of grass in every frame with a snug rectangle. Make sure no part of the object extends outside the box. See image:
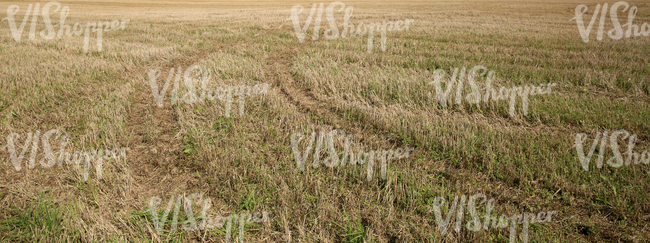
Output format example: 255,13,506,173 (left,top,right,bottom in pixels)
0,194,70,242
333,209,366,243
213,117,233,132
